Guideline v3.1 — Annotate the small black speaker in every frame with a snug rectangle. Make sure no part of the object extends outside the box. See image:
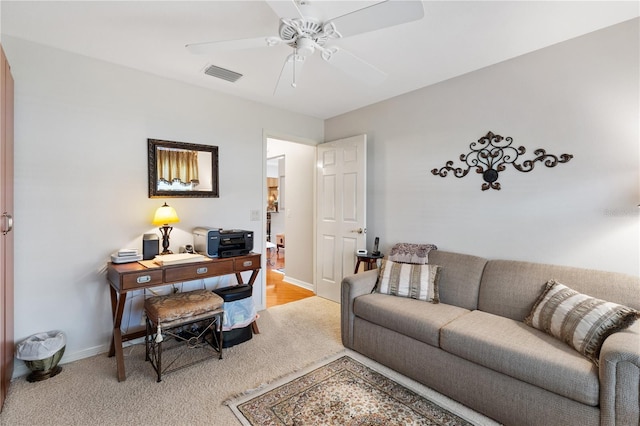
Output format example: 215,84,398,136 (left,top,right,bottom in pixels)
143,233,159,260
